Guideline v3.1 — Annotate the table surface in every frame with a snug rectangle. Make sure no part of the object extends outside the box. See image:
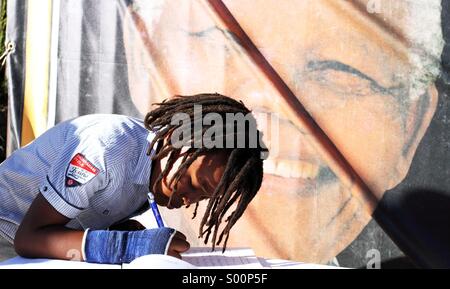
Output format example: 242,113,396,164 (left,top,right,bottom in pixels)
0,255,343,269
